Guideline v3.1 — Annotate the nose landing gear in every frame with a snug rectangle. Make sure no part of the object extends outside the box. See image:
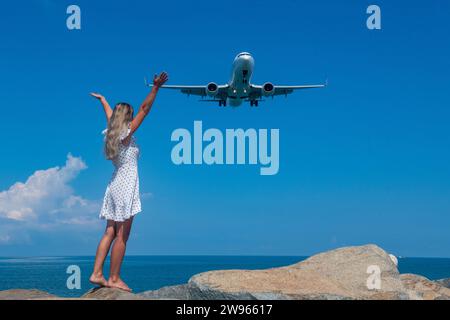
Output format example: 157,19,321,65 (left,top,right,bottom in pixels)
250,100,259,107
219,100,227,107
